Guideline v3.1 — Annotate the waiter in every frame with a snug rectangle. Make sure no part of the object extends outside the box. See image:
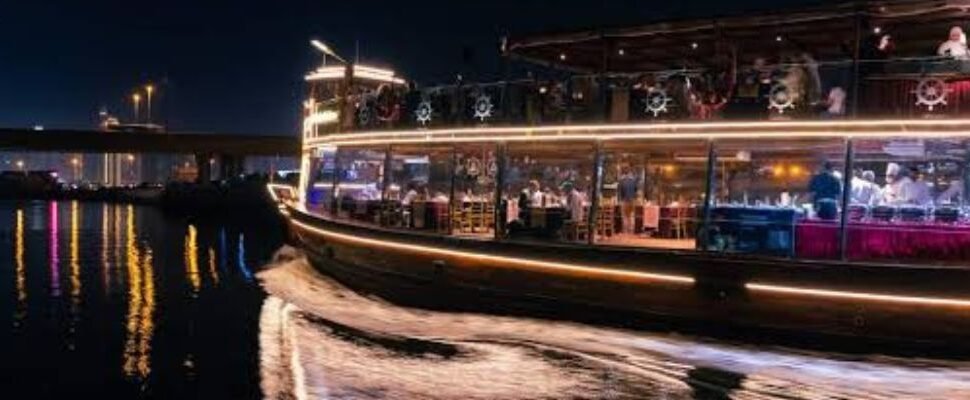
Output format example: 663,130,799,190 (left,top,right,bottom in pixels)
808,161,842,219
